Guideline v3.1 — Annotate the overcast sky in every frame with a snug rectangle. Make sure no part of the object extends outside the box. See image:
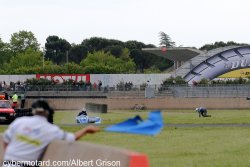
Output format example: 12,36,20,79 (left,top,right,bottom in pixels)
1,0,250,48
